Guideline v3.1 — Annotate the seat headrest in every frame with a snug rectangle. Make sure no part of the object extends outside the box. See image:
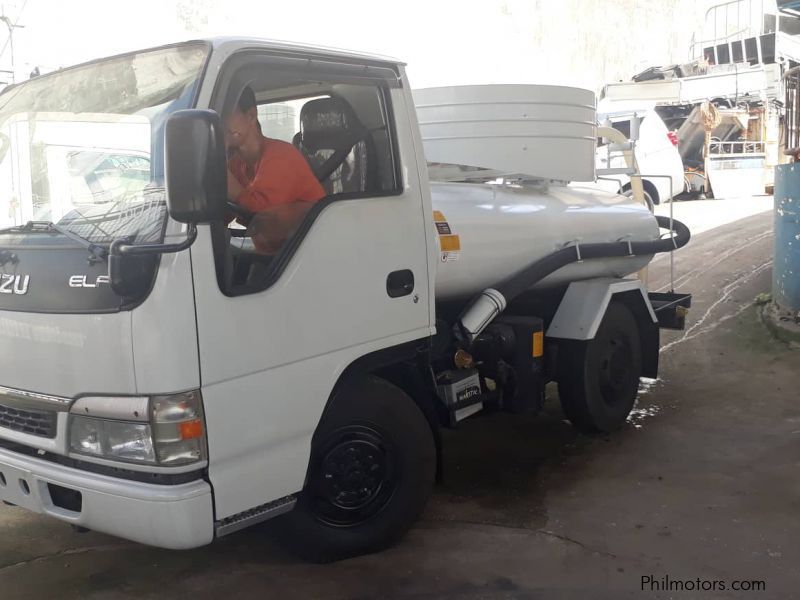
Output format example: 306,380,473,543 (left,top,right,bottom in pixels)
300,97,364,153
